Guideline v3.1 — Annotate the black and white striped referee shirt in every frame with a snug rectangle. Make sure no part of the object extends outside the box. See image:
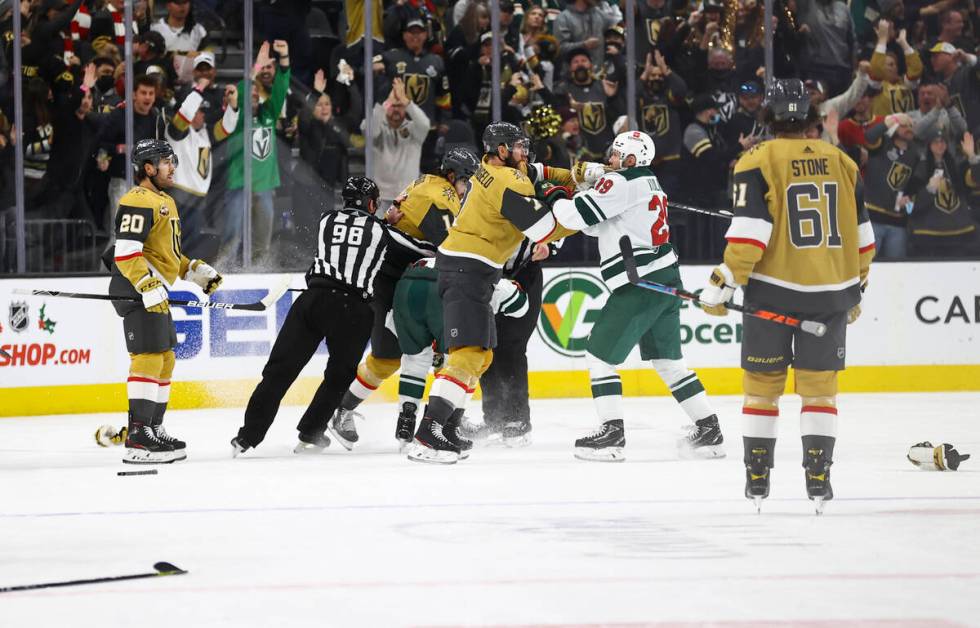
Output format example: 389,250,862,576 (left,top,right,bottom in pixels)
309,209,388,296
